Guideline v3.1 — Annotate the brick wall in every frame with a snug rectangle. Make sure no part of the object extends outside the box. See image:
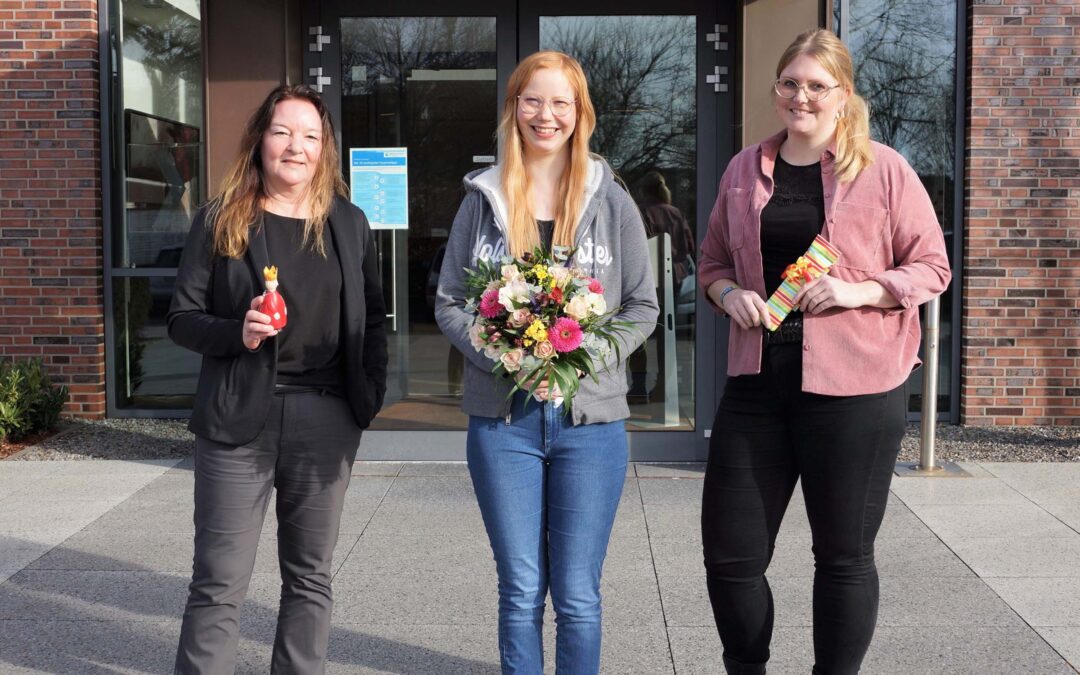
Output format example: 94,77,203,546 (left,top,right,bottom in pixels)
0,1,104,417
965,0,1080,425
